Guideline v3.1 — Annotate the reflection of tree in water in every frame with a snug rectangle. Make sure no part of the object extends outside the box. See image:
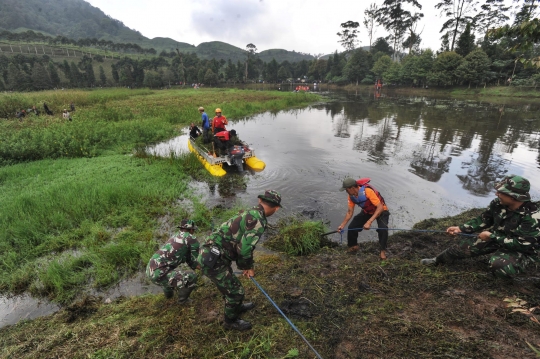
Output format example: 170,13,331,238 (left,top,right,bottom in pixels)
334,115,351,138
409,156,452,182
324,102,345,119
457,154,509,196
352,117,396,163
408,128,452,182
456,123,512,196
